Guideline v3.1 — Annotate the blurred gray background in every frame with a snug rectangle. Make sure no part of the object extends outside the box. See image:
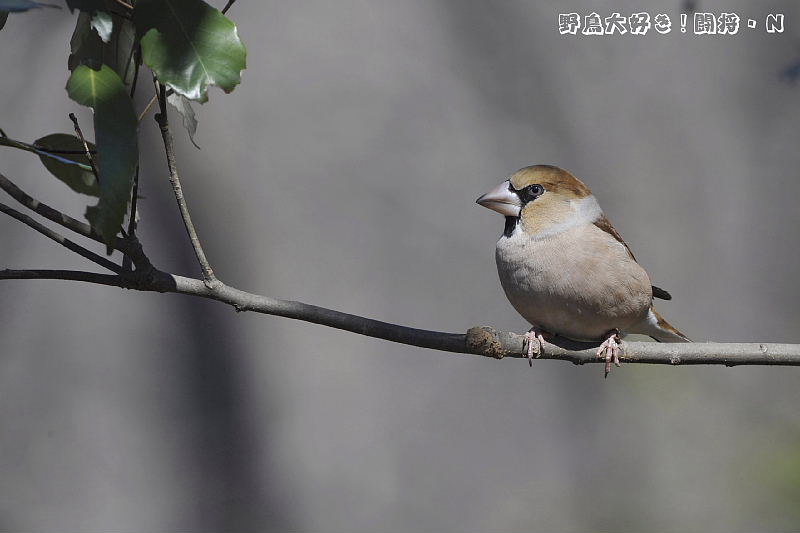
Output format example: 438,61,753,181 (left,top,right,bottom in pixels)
2,0,800,531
